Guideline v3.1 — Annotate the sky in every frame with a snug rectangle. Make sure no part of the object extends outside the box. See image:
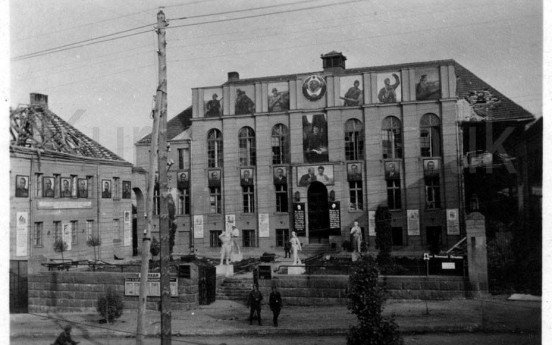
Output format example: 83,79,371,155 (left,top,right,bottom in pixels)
8,0,543,164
